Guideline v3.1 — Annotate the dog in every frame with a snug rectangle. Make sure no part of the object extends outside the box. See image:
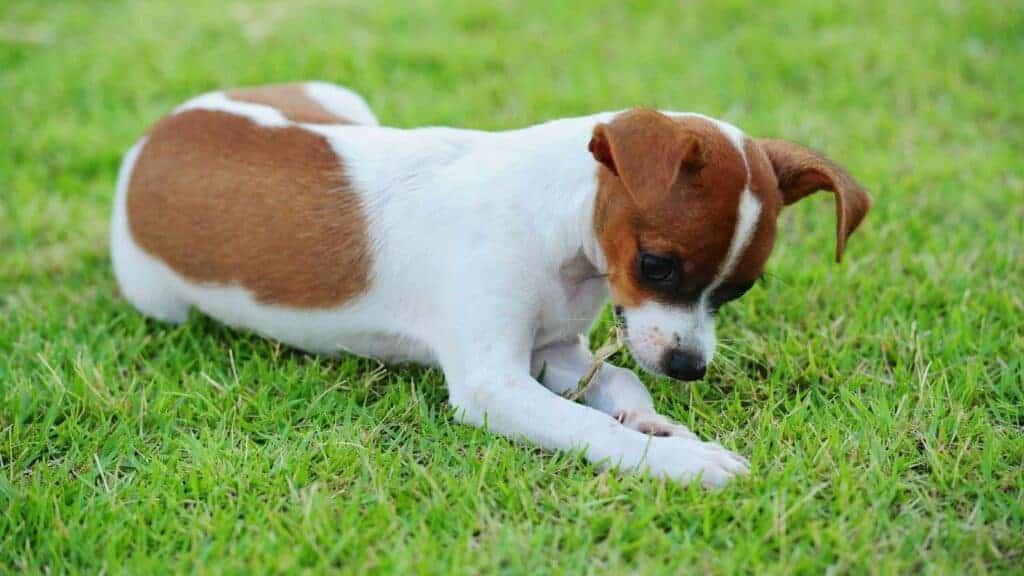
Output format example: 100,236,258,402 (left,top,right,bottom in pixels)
112,82,870,487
